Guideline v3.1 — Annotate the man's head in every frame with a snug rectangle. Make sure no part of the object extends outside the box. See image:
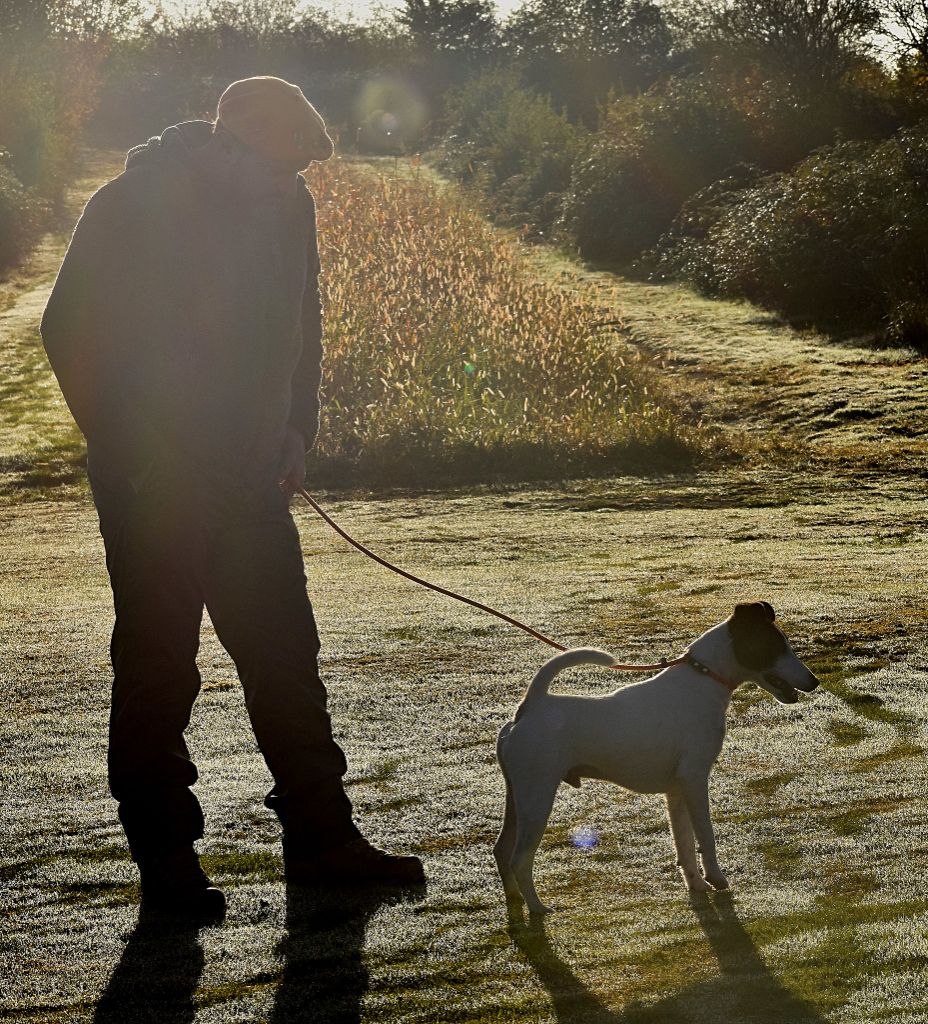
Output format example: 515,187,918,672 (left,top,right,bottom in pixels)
215,76,334,171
